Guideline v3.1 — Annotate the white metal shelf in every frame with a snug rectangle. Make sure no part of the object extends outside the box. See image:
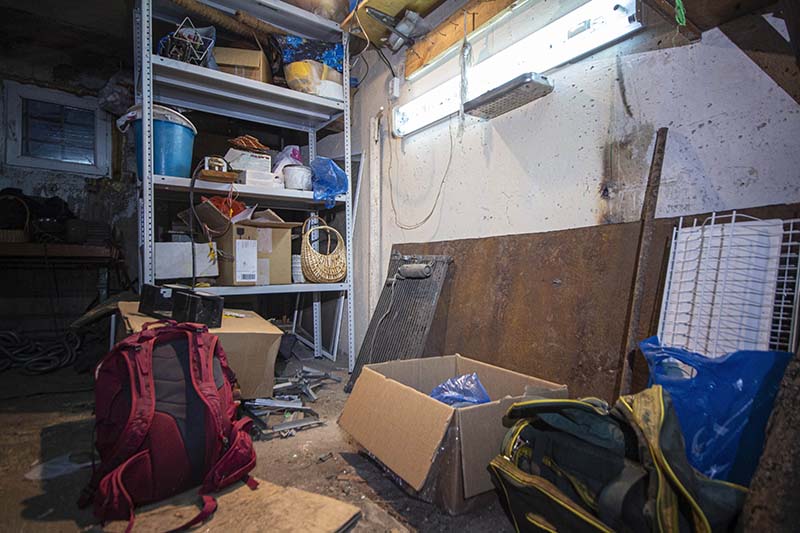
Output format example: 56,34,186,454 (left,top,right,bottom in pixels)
138,0,355,368
201,283,348,296
154,174,345,207
154,0,343,41
152,56,344,130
